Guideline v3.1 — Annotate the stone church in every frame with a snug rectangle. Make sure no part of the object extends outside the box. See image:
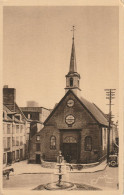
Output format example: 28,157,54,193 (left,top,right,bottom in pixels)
29,34,108,164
